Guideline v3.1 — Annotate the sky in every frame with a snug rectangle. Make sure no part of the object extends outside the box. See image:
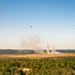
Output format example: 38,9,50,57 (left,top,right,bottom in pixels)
0,0,75,49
